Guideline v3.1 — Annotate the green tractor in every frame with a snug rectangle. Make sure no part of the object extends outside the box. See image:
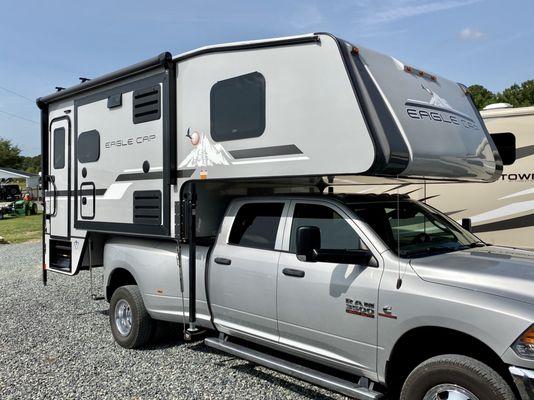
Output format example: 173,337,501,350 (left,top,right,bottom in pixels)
12,194,38,216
